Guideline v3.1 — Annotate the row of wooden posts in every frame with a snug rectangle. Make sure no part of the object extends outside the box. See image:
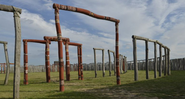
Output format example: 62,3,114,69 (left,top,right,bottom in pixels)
0,63,14,74
93,48,128,78
2,57,185,74
0,3,121,98
132,35,170,81
127,57,185,71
